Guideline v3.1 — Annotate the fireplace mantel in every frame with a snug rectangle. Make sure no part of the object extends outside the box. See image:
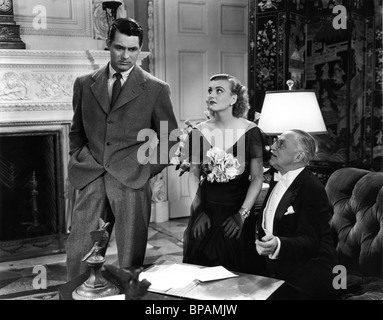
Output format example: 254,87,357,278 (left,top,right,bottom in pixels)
0,49,150,124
